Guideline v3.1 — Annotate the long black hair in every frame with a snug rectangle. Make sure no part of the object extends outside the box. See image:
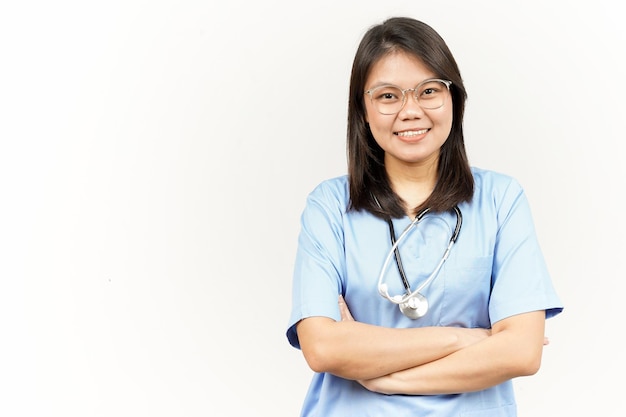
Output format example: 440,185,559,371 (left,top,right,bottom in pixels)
347,17,473,218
